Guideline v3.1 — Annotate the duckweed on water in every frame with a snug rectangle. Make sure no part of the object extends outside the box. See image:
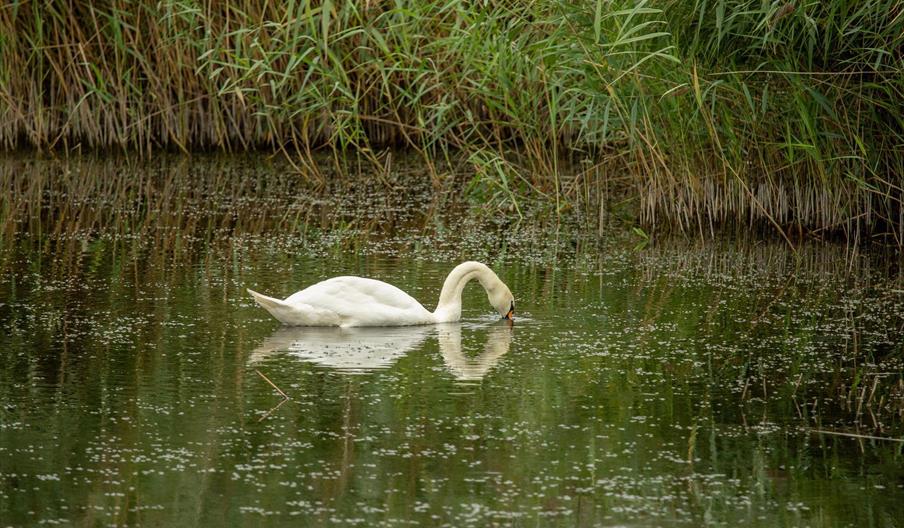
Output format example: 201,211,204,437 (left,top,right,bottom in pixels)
1,157,903,526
